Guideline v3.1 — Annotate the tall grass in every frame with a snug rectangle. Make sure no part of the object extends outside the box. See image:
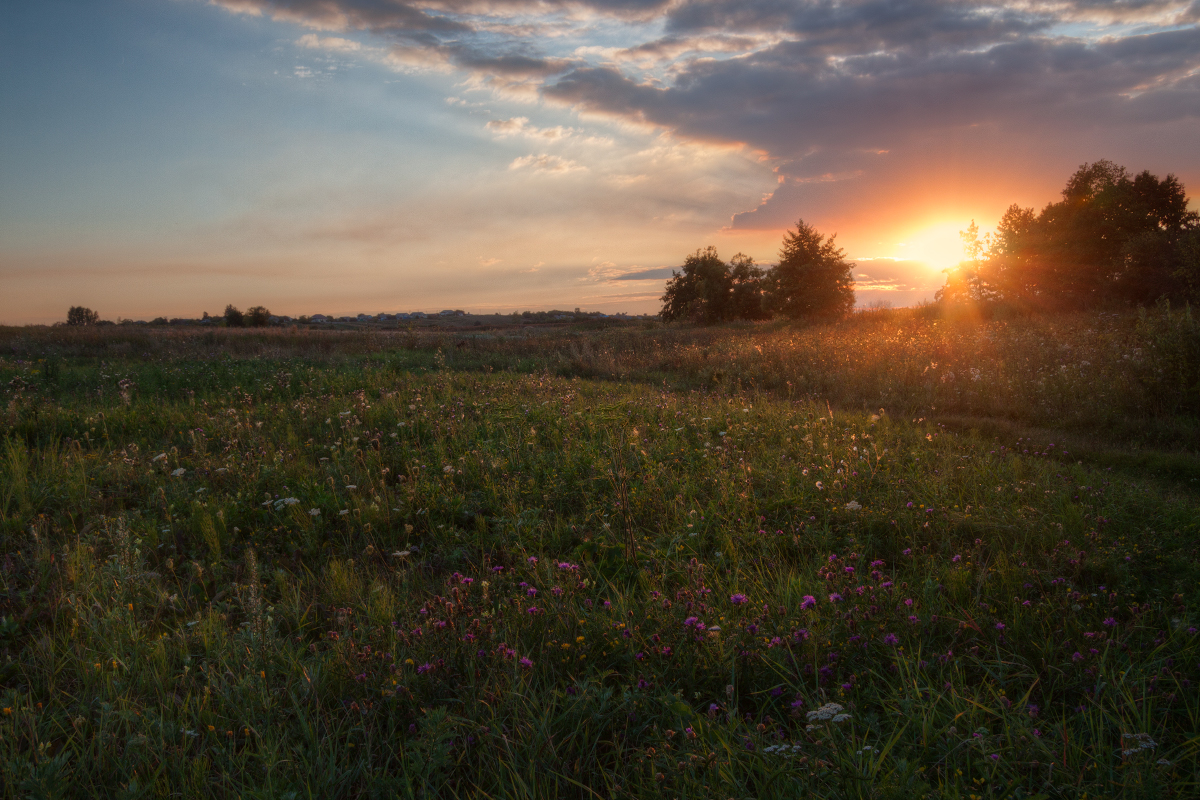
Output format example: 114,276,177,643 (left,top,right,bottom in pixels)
0,311,1197,798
